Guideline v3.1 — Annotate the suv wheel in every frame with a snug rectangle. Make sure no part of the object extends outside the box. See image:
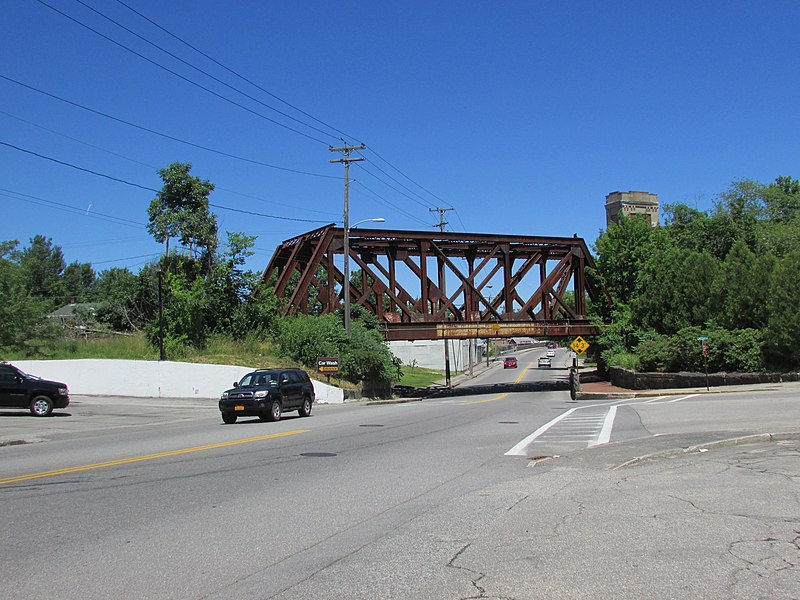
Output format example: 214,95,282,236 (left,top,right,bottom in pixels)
267,399,282,422
221,412,237,424
298,396,312,417
30,396,54,417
